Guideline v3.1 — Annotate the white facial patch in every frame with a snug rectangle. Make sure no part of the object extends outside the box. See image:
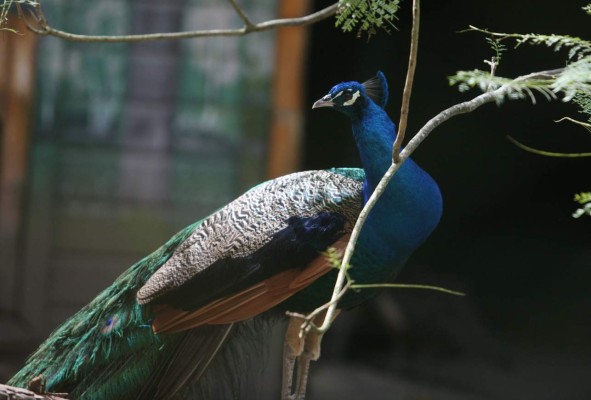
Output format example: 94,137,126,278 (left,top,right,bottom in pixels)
343,90,360,106
331,91,343,100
